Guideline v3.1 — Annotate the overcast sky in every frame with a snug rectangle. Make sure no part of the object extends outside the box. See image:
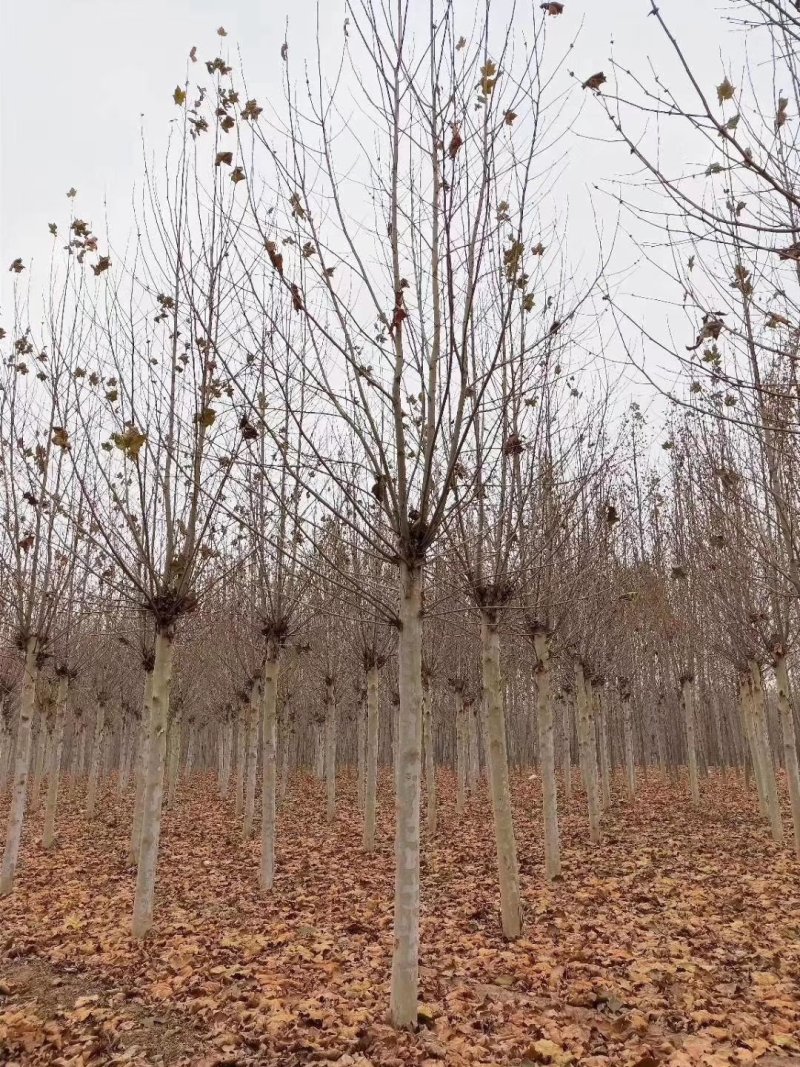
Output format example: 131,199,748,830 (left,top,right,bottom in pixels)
1,0,747,408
